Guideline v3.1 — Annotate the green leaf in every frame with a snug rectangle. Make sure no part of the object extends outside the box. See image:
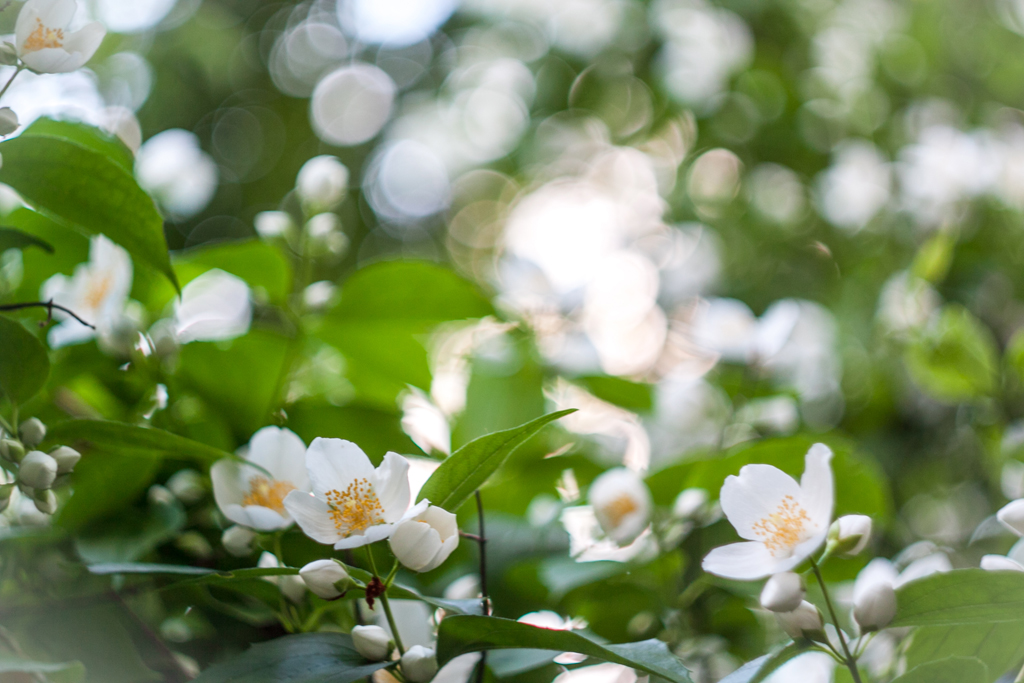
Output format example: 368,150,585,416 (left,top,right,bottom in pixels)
75,498,187,563
193,632,393,683
57,452,161,532
719,642,811,683
910,228,956,284
0,655,85,683
893,569,1024,626
890,656,988,683
574,376,653,412
0,314,50,403
176,239,293,304
21,117,135,173
344,565,483,615
45,419,233,463
417,410,575,512
0,227,54,253
0,117,177,289
436,615,693,683
904,622,1024,682
904,305,998,402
